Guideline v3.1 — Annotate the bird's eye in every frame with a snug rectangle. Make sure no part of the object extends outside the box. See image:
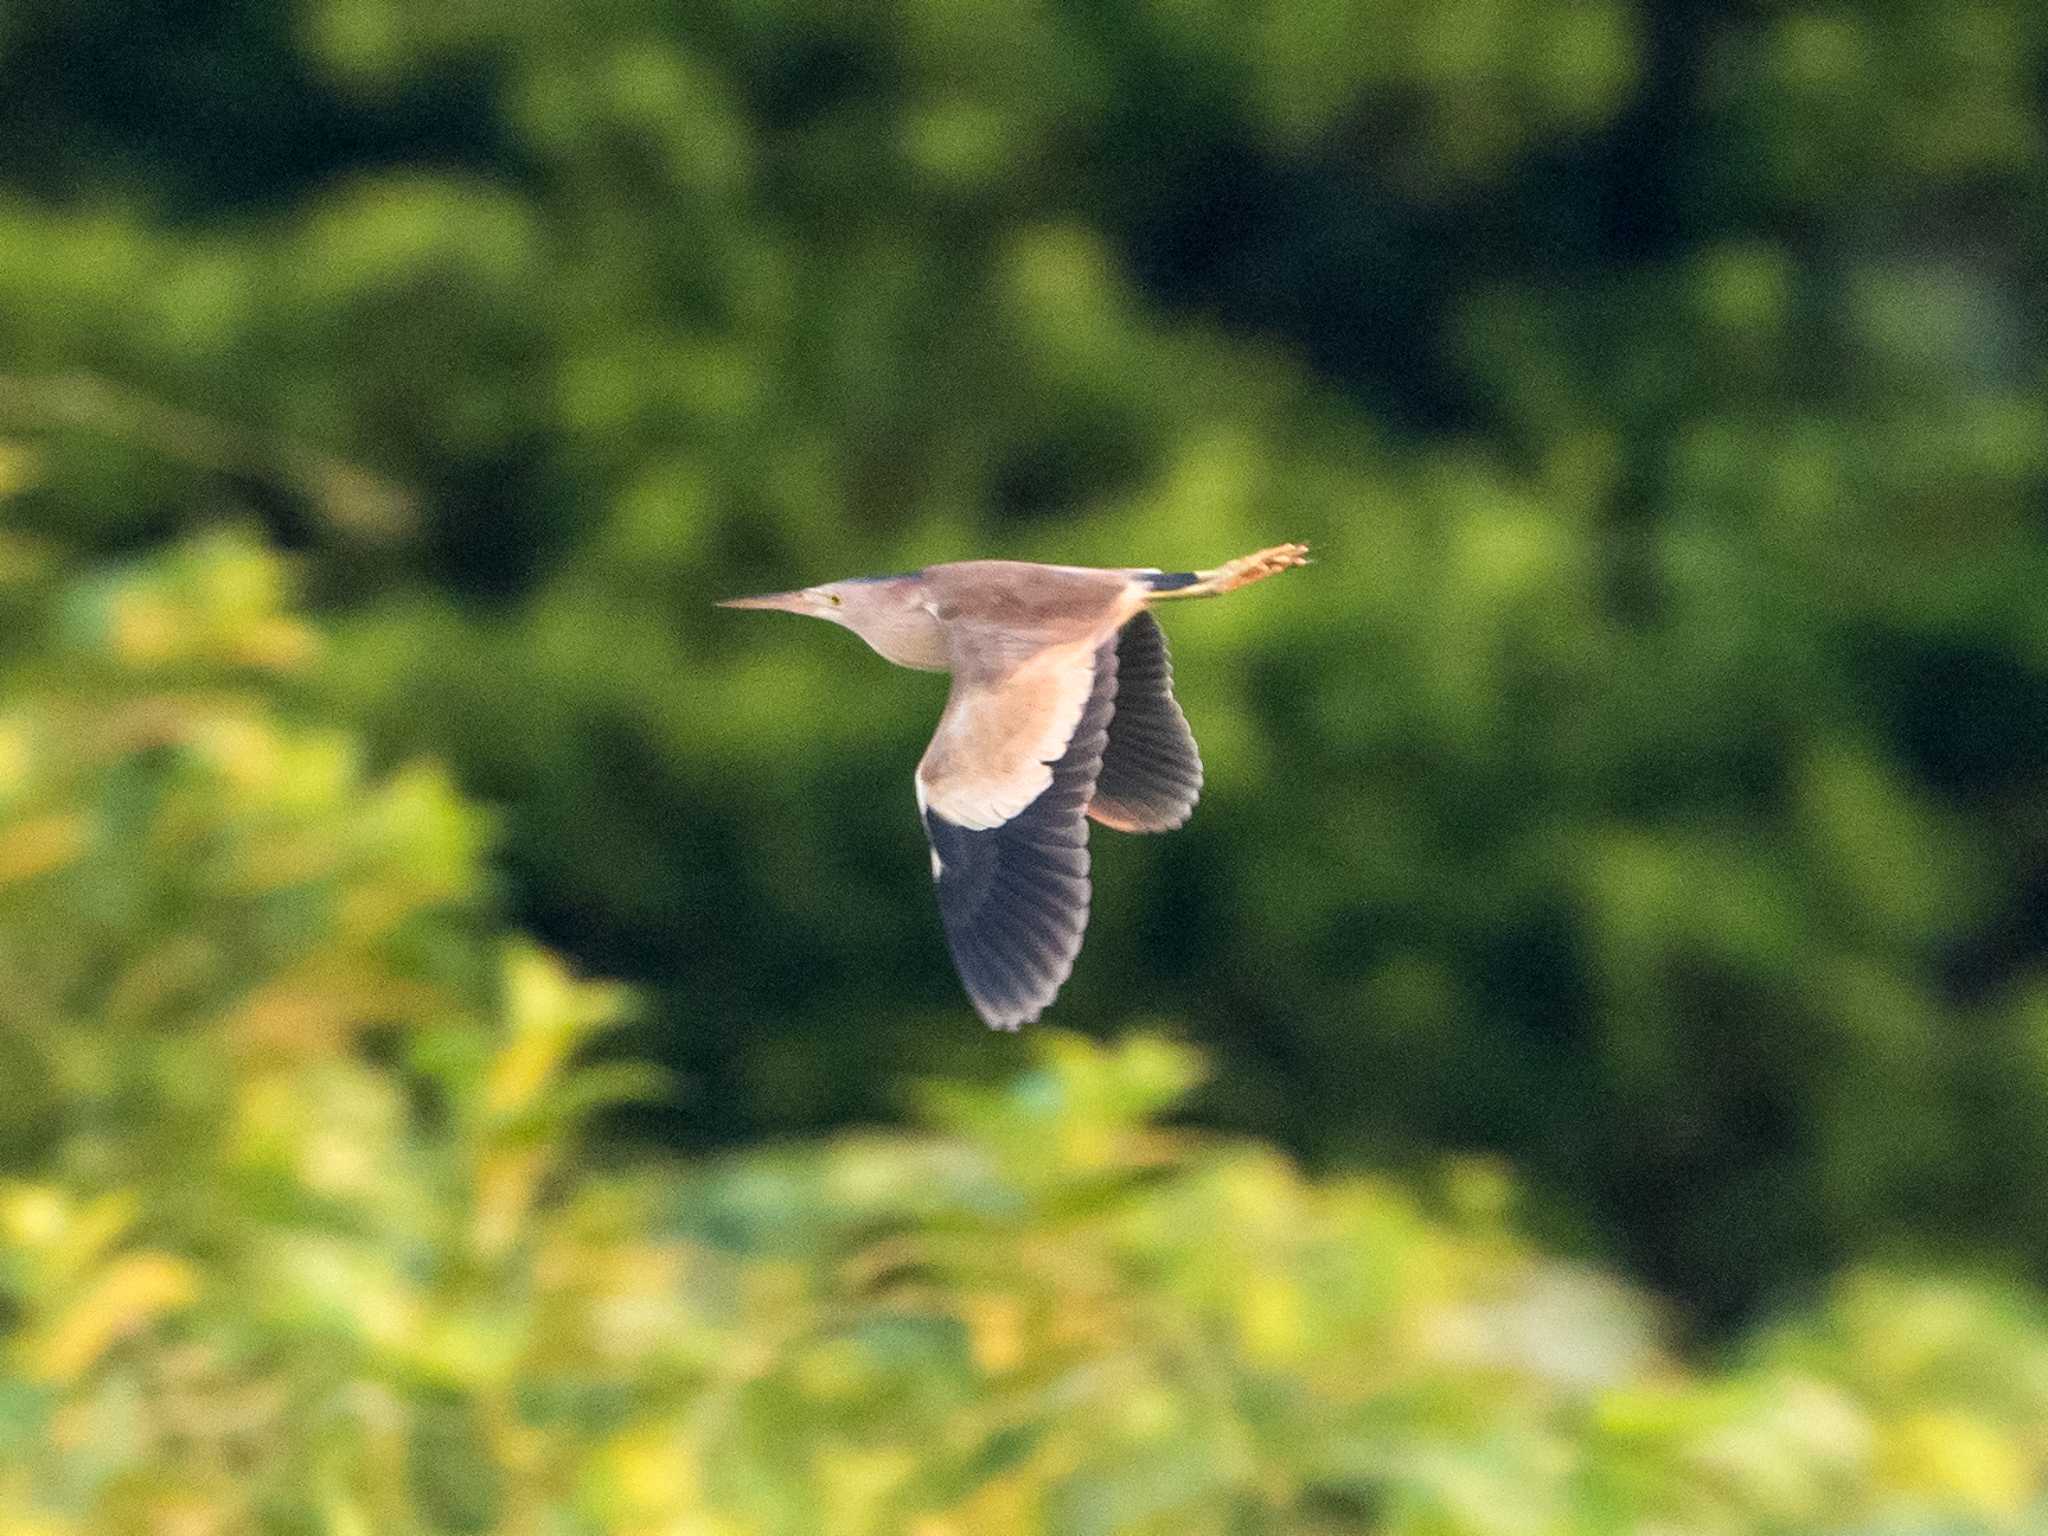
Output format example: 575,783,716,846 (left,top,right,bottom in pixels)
827,593,842,606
